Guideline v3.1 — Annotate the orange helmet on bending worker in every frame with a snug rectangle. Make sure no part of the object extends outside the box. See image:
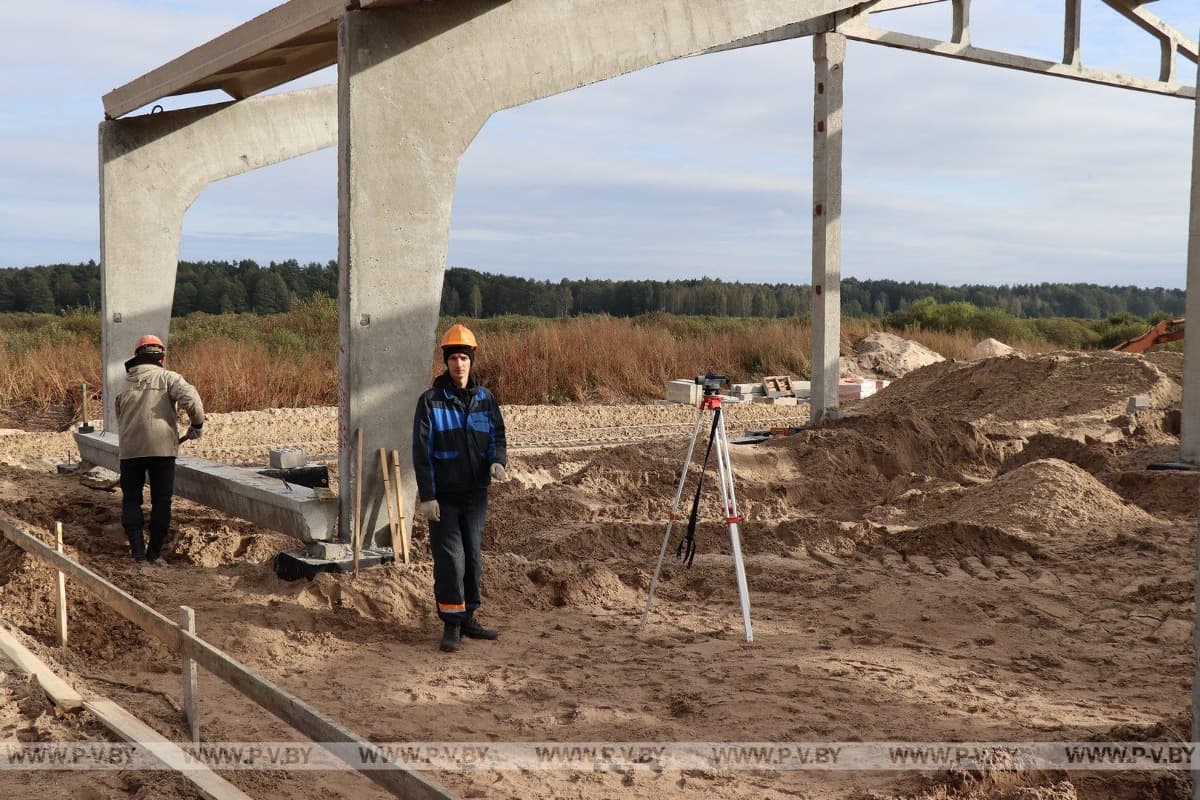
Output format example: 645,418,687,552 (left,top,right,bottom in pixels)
134,334,165,356
441,324,477,351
